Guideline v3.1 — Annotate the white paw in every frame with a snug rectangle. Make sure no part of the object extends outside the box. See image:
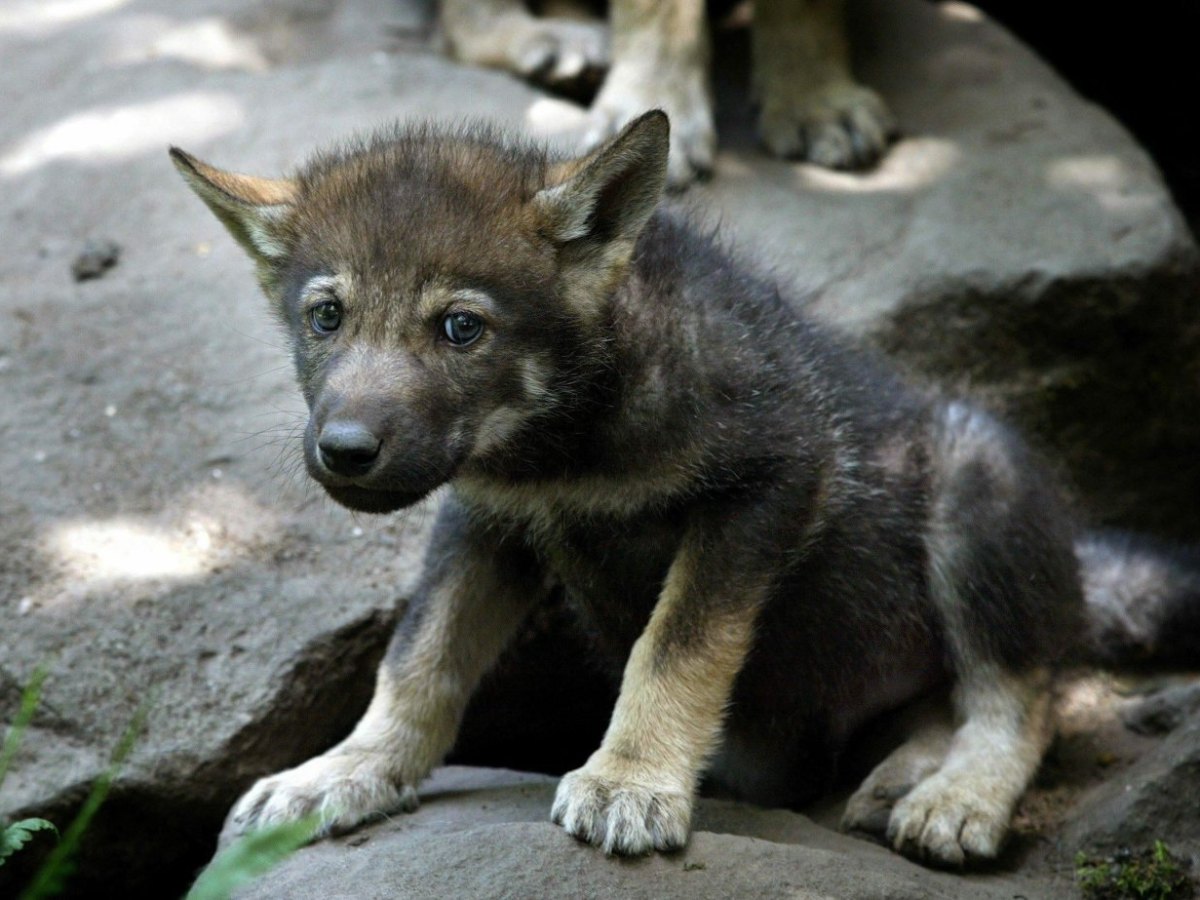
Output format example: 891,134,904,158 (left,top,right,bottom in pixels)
550,755,692,856
219,749,418,848
584,61,714,188
499,18,608,92
886,772,1009,867
759,81,896,170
